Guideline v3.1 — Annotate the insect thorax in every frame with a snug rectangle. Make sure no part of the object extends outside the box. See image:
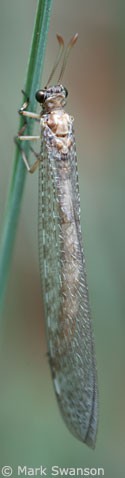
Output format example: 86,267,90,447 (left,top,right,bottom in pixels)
39,85,73,155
